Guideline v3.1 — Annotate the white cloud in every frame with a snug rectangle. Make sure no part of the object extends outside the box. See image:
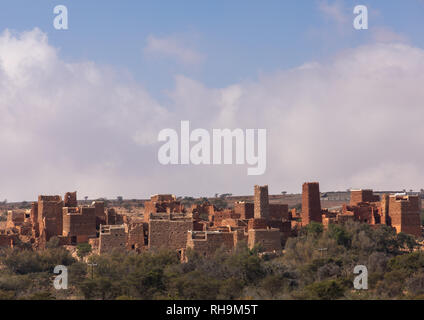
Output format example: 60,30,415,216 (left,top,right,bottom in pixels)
1,28,424,201
371,27,409,44
144,34,205,65
0,28,171,201
318,0,348,25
